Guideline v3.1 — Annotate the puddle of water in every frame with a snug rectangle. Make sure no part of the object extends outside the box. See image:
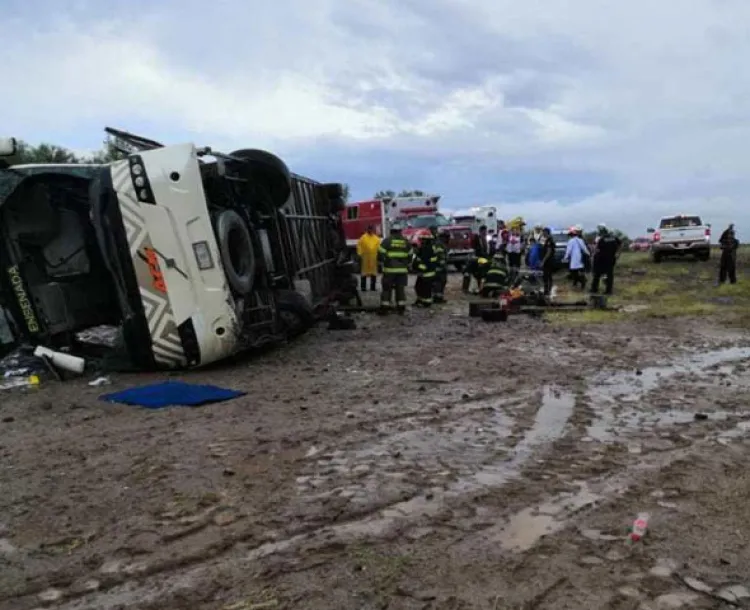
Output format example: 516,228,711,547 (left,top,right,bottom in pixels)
473,388,574,487
587,347,750,441
290,387,575,541
717,420,750,441
493,484,600,552
592,346,750,398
